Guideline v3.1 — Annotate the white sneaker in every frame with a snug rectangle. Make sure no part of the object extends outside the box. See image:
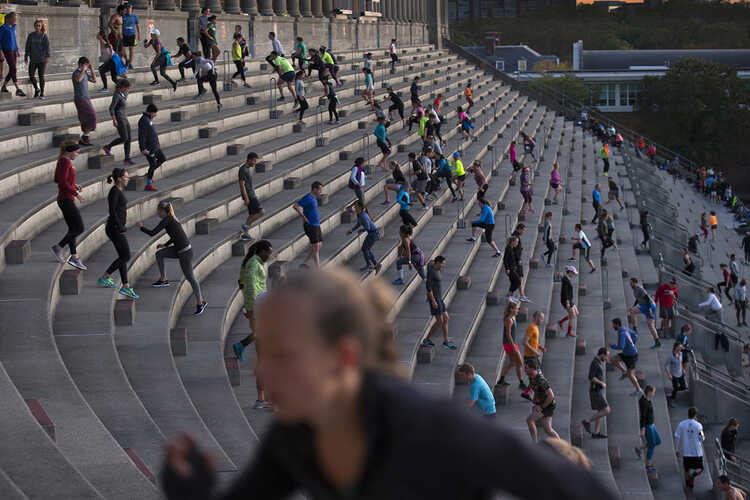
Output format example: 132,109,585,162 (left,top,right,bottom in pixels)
252,400,272,410
519,296,531,303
